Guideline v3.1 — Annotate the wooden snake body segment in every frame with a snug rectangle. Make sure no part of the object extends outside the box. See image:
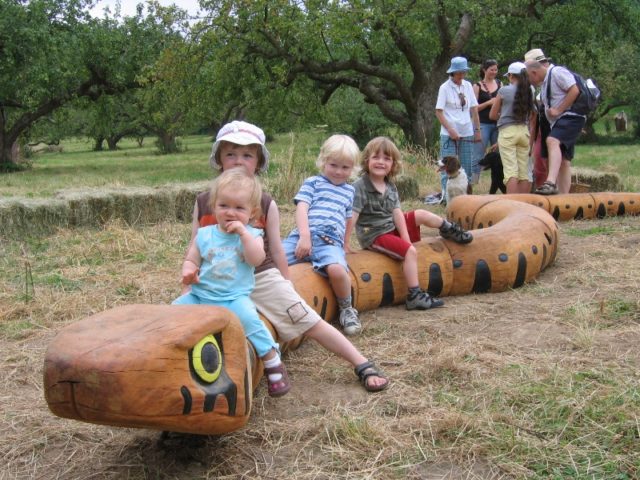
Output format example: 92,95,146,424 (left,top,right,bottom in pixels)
44,192,640,434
